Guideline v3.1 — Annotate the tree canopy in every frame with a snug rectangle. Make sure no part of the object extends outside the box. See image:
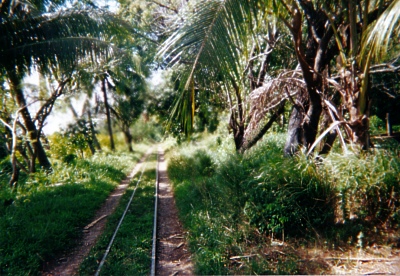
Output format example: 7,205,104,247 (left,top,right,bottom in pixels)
0,0,399,186
158,0,400,153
